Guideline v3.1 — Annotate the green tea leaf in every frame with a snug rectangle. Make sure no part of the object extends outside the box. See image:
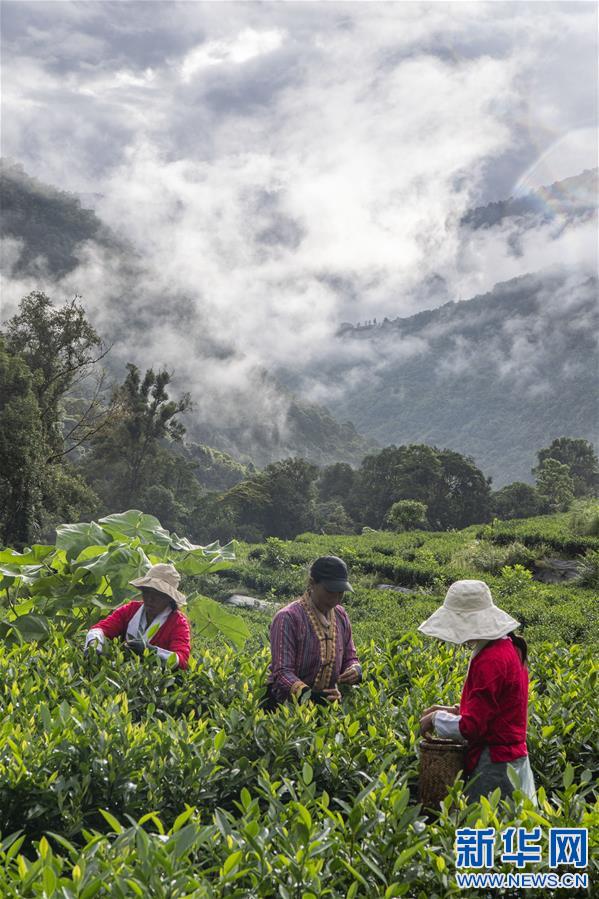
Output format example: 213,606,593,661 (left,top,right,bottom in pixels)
563,763,574,789
98,809,123,834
